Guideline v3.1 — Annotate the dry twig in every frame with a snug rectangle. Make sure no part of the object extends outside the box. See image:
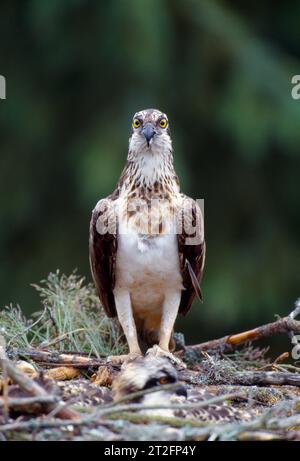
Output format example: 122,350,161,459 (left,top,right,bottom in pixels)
0,349,80,420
